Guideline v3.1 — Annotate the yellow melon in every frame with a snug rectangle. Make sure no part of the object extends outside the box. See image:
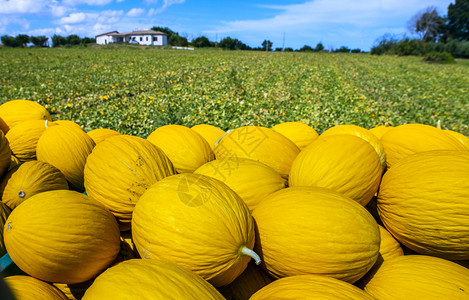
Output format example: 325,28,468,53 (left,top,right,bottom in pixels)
0,202,11,257
214,126,300,179
378,150,469,260
0,129,11,178
289,135,382,206
320,124,386,171
5,276,68,300
4,190,121,284
84,135,175,229
36,124,95,192
191,124,226,151
132,173,259,287
271,122,319,150
87,128,121,144
82,259,224,299
217,260,274,300
363,255,469,299
147,124,214,173
1,160,69,210
369,124,393,139
8,154,20,172
5,120,57,162
252,187,380,283
194,158,285,211
380,123,467,168
250,274,375,300
444,129,469,150
54,120,84,131
0,100,51,134
53,280,94,300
